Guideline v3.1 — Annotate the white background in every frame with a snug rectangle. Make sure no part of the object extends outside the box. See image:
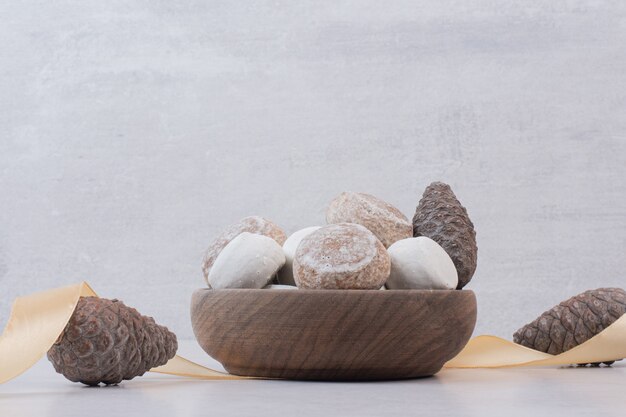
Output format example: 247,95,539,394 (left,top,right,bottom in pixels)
1,1,625,340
